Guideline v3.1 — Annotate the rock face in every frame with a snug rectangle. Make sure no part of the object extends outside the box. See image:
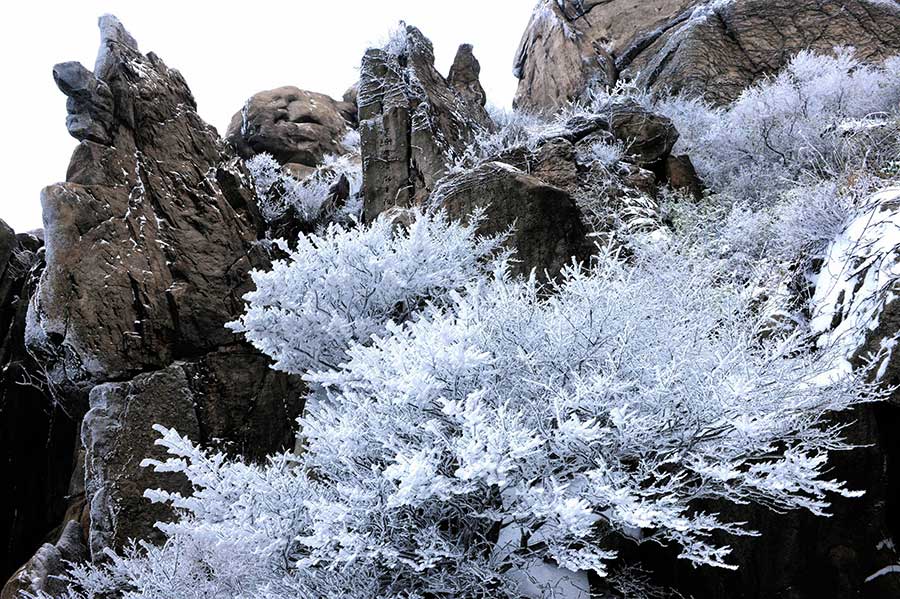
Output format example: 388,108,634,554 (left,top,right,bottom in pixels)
0,225,78,586
0,521,87,599
433,162,589,280
82,367,199,555
226,86,353,171
3,15,304,590
80,352,302,557
513,0,694,112
358,25,492,221
29,16,268,396
514,0,900,112
621,0,900,105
